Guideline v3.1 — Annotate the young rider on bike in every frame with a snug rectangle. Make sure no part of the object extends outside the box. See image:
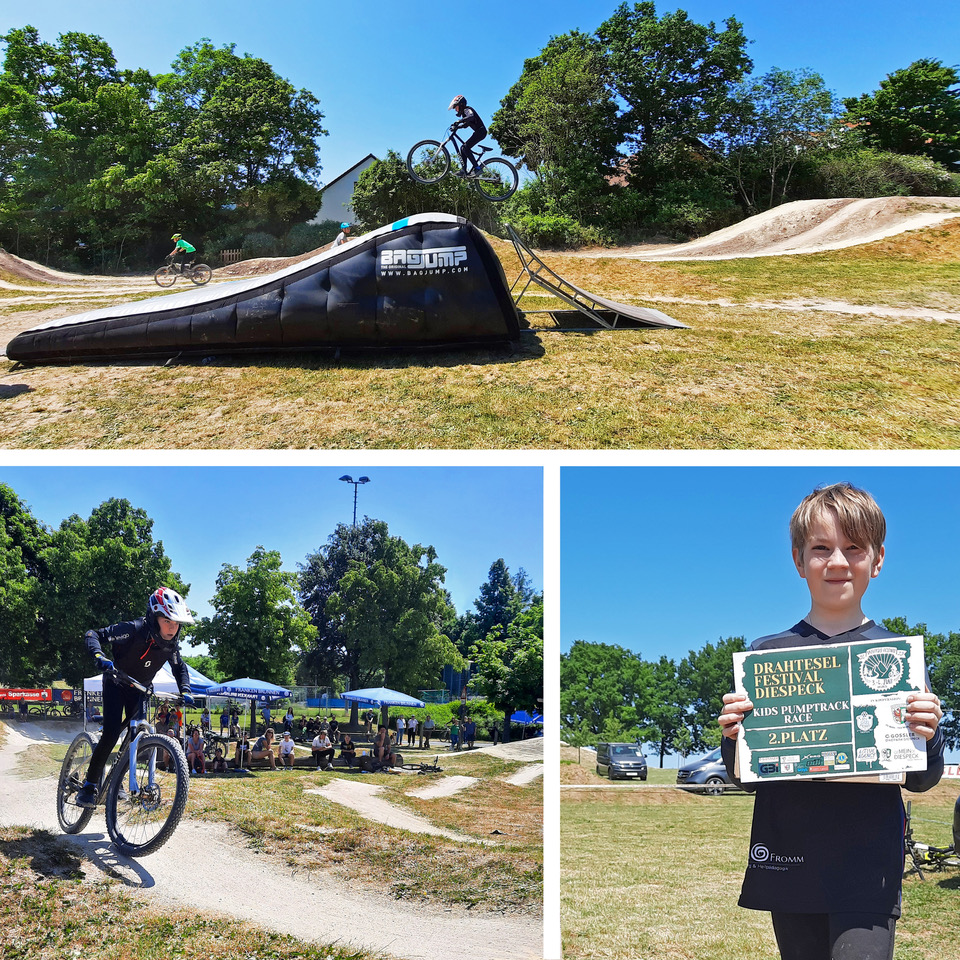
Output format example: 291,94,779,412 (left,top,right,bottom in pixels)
74,587,195,808
448,95,487,178
168,233,197,270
